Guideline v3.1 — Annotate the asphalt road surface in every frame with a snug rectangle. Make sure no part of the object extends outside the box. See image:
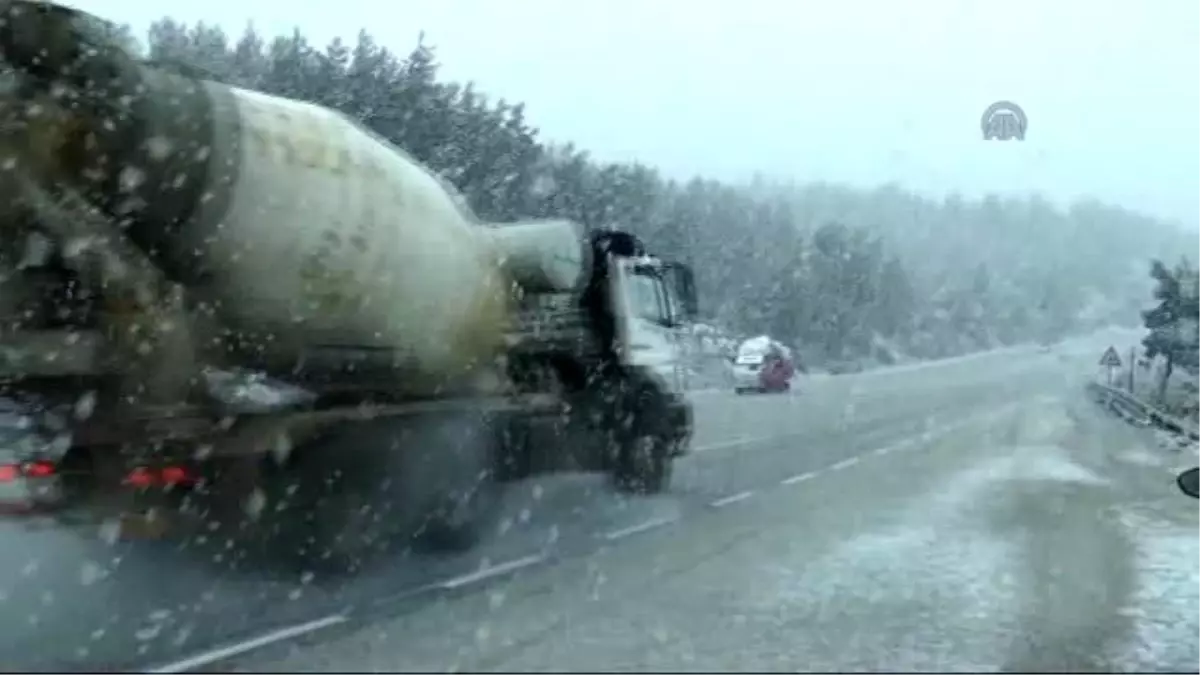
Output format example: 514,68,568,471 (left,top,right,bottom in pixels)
0,331,1196,672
